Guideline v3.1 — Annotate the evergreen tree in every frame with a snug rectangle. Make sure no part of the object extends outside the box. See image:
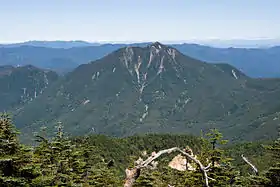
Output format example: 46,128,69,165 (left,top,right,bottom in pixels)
31,123,90,186
77,136,122,186
0,113,20,156
2,114,280,186
31,123,122,186
0,113,36,186
202,128,236,186
265,127,280,186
